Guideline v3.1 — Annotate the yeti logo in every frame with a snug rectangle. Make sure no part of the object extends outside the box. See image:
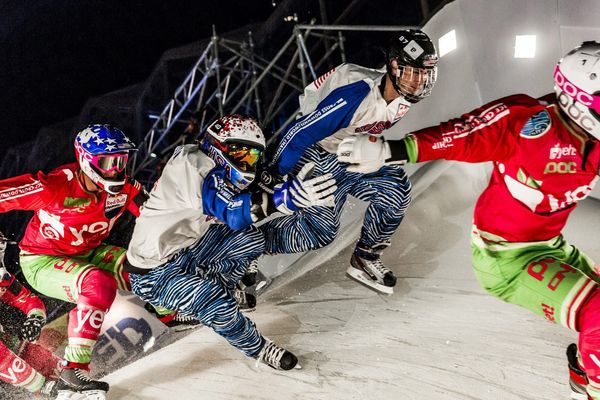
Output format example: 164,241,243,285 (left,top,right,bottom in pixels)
38,210,65,240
